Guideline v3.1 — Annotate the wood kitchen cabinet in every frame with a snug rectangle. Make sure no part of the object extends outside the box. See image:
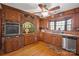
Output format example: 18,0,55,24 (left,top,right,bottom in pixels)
43,32,62,48
24,34,38,46
3,37,13,53
52,34,62,48
39,18,48,29
75,7,79,13
43,33,53,43
39,32,45,41
24,34,32,45
3,36,24,53
2,4,21,22
75,13,79,29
